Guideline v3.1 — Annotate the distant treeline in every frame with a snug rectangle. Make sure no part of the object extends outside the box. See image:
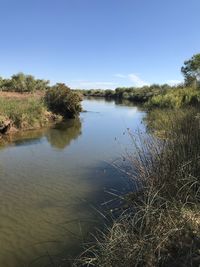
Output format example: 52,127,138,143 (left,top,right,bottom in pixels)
0,73,50,92
78,84,182,102
78,84,200,109
78,53,200,109
78,53,200,108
